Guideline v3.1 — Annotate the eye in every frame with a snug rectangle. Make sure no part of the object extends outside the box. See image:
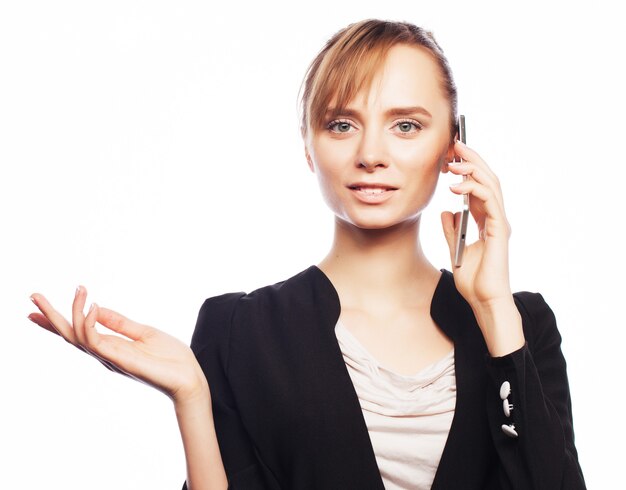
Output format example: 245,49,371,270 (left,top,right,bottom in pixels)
393,119,422,134
326,119,356,133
